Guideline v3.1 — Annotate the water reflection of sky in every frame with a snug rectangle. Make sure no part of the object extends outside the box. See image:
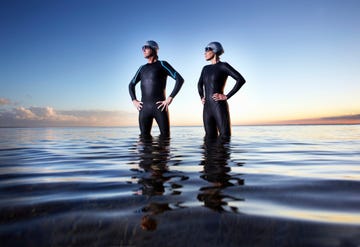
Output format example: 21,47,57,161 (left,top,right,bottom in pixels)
236,199,360,225
0,125,359,227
